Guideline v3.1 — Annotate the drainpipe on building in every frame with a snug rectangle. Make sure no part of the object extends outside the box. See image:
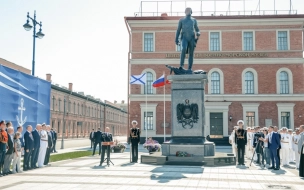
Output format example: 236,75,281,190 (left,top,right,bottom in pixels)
104,103,106,132
124,17,131,141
